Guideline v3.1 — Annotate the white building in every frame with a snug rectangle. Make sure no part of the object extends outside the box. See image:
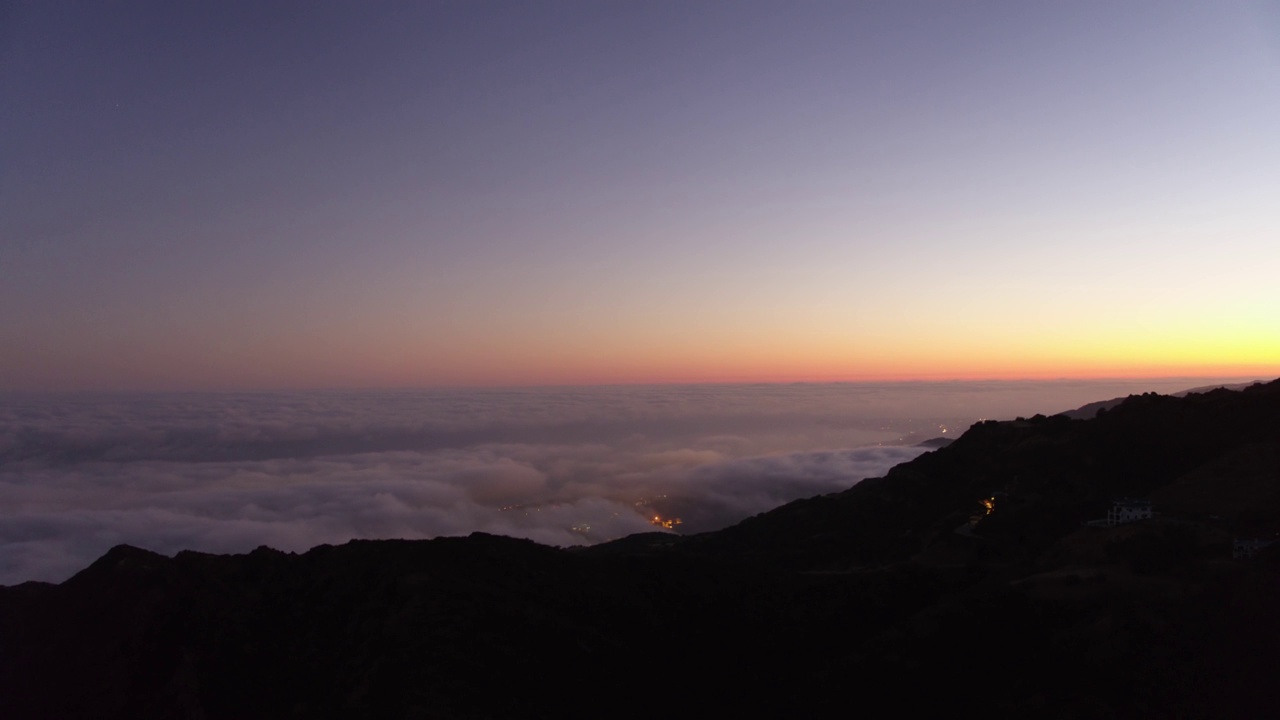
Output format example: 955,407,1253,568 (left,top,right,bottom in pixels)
1106,499,1153,526
1233,538,1275,560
